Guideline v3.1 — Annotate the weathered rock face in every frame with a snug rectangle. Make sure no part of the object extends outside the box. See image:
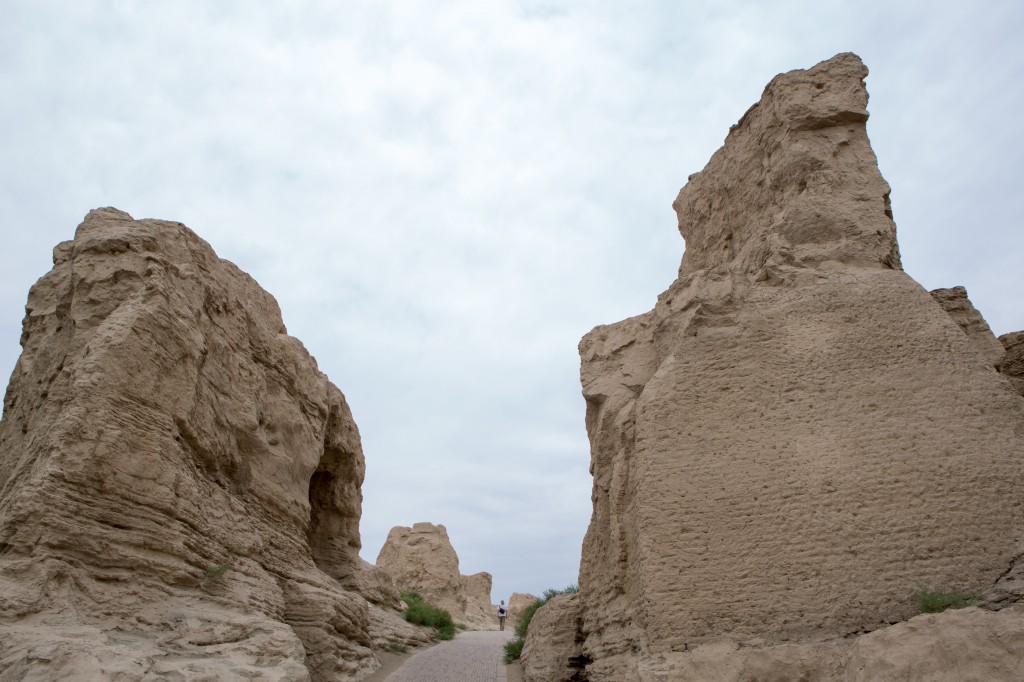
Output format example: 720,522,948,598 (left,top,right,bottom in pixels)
929,287,1024,400
635,606,1024,682
998,331,1024,397
461,571,497,625
0,208,423,680
376,522,496,628
507,591,540,628
520,594,587,682
929,286,1006,367
563,53,1024,680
